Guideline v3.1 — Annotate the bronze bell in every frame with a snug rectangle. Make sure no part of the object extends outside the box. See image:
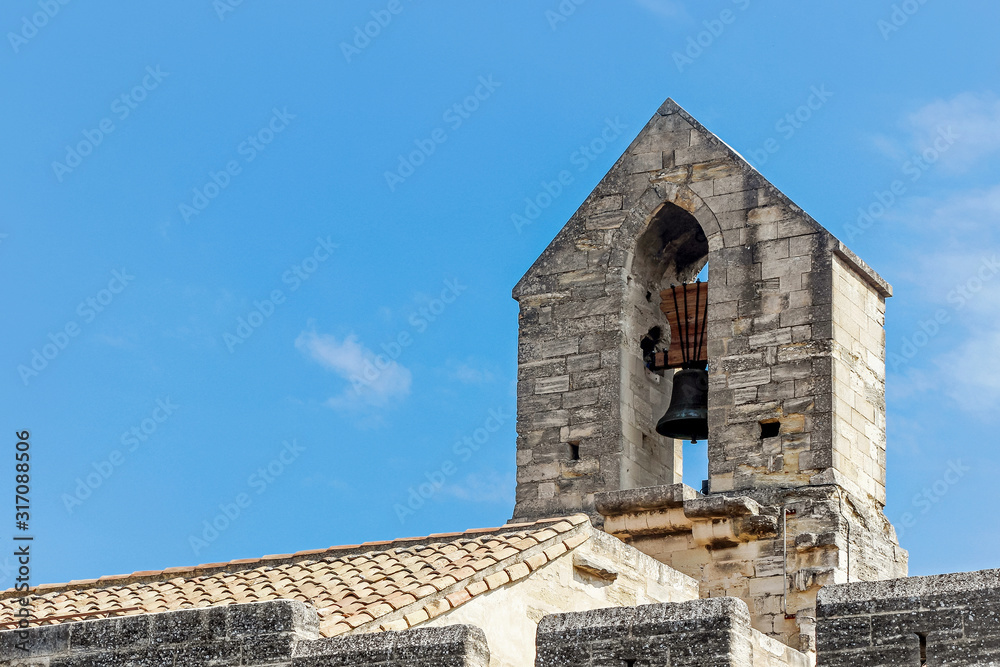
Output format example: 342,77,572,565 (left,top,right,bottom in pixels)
654,281,710,443
655,366,709,443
